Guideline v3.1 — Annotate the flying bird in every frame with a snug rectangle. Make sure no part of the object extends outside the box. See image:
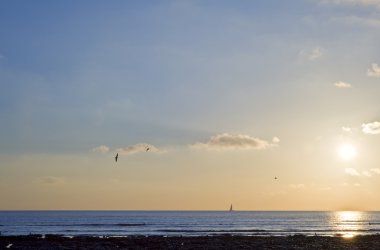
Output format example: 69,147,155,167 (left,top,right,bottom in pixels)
146,146,150,152
274,176,278,180
115,153,118,162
